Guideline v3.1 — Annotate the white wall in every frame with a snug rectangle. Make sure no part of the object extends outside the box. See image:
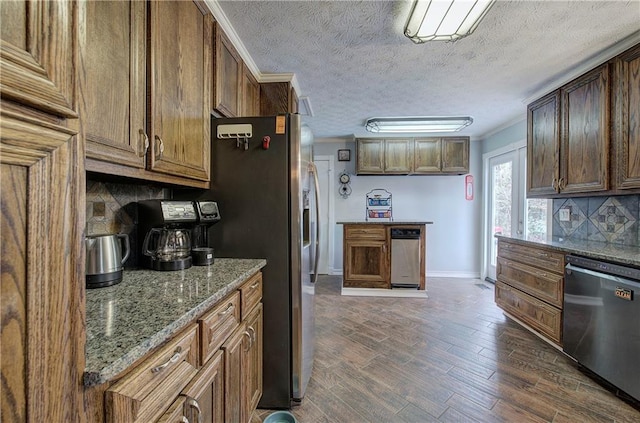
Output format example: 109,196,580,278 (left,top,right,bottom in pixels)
314,139,482,278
